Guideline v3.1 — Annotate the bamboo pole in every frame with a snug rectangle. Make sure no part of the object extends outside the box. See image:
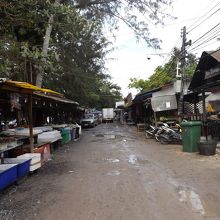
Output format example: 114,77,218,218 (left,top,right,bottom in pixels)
28,94,34,152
